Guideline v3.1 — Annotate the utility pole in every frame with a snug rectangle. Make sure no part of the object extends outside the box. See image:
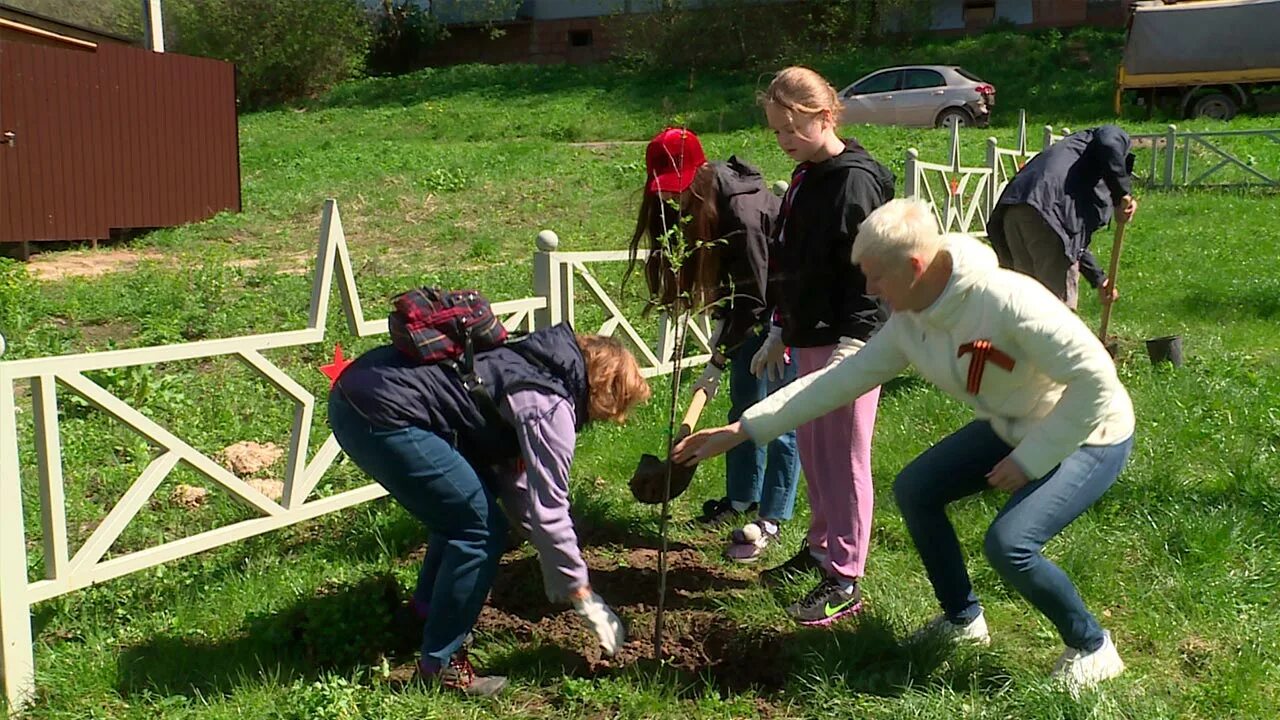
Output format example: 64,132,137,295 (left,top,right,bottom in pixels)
143,0,165,52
